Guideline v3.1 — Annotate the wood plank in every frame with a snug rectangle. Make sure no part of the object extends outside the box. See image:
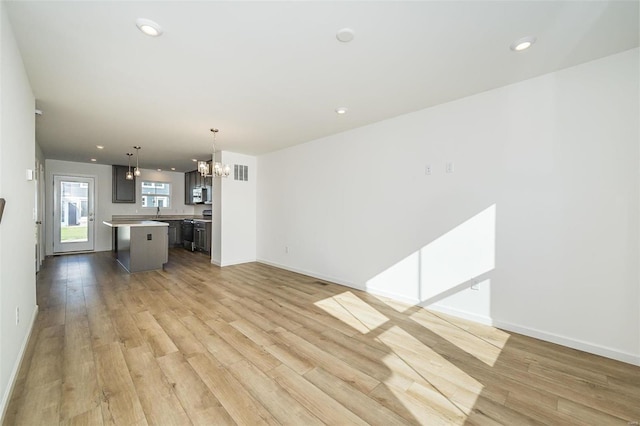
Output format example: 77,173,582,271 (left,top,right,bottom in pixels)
123,345,191,425
205,317,281,373
12,379,61,425
132,310,179,357
23,325,65,390
179,315,244,366
156,352,235,425
266,364,369,425
155,310,206,356
94,342,147,425
110,307,145,350
230,318,315,374
60,406,104,426
269,327,380,394
229,359,323,425
187,352,278,425
303,366,412,425
61,312,101,422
